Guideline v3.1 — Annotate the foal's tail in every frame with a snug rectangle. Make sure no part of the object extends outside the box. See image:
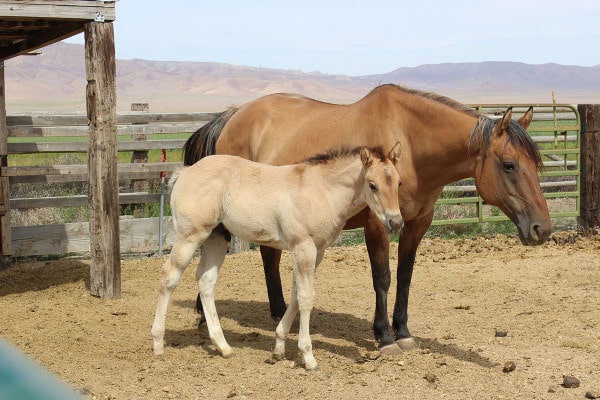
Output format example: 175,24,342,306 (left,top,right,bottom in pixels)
167,168,184,193
183,107,239,166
